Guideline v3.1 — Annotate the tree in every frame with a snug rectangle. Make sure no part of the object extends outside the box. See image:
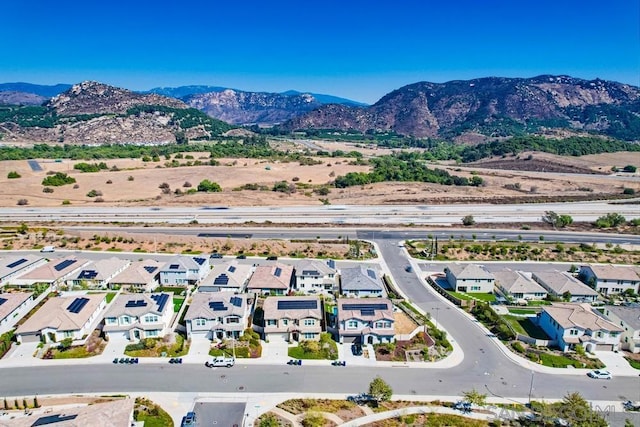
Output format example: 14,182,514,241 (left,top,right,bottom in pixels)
58,337,73,351
368,376,392,401
462,215,475,226
258,414,280,427
542,211,573,228
7,171,20,179
197,179,222,192
623,165,637,172
462,388,487,406
558,392,607,427
595,212,626,228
